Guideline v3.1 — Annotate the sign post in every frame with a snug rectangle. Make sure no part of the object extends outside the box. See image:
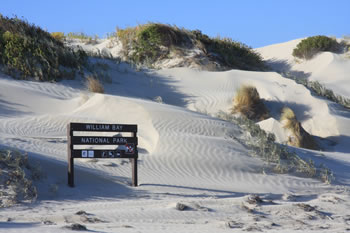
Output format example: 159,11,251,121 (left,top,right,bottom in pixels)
67,123,138,187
